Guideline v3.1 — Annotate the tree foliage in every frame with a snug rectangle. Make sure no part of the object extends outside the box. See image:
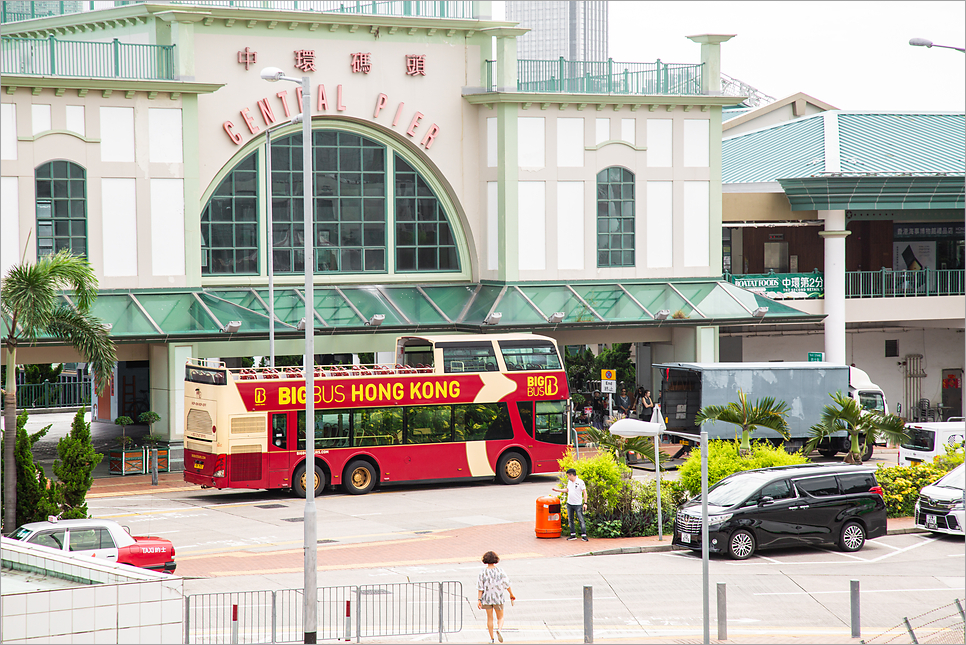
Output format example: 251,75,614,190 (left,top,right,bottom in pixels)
23,363,64,385
805,391,908,464
677,439,810,496
0,411,60,527
53,407,102,519
695,389,790,456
